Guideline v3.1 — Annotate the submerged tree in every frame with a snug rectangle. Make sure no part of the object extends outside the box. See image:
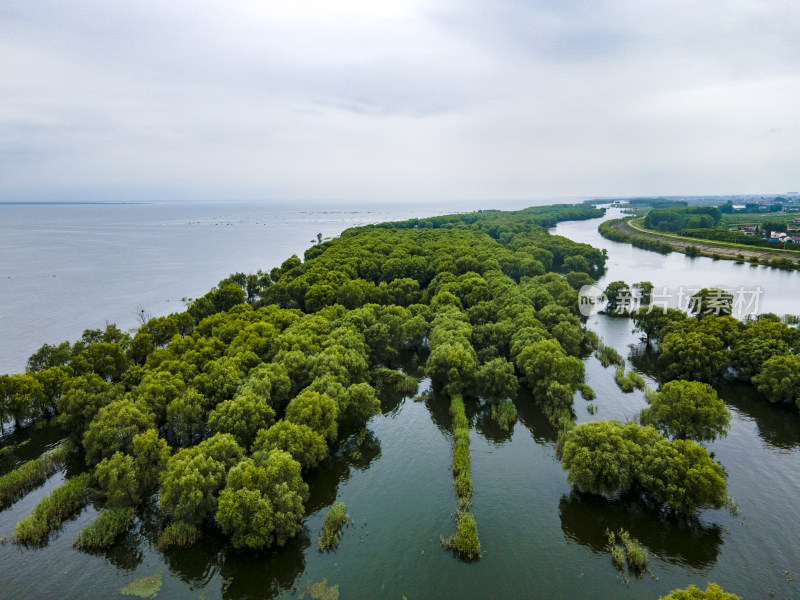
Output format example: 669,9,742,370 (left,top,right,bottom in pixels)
641,380,730,442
